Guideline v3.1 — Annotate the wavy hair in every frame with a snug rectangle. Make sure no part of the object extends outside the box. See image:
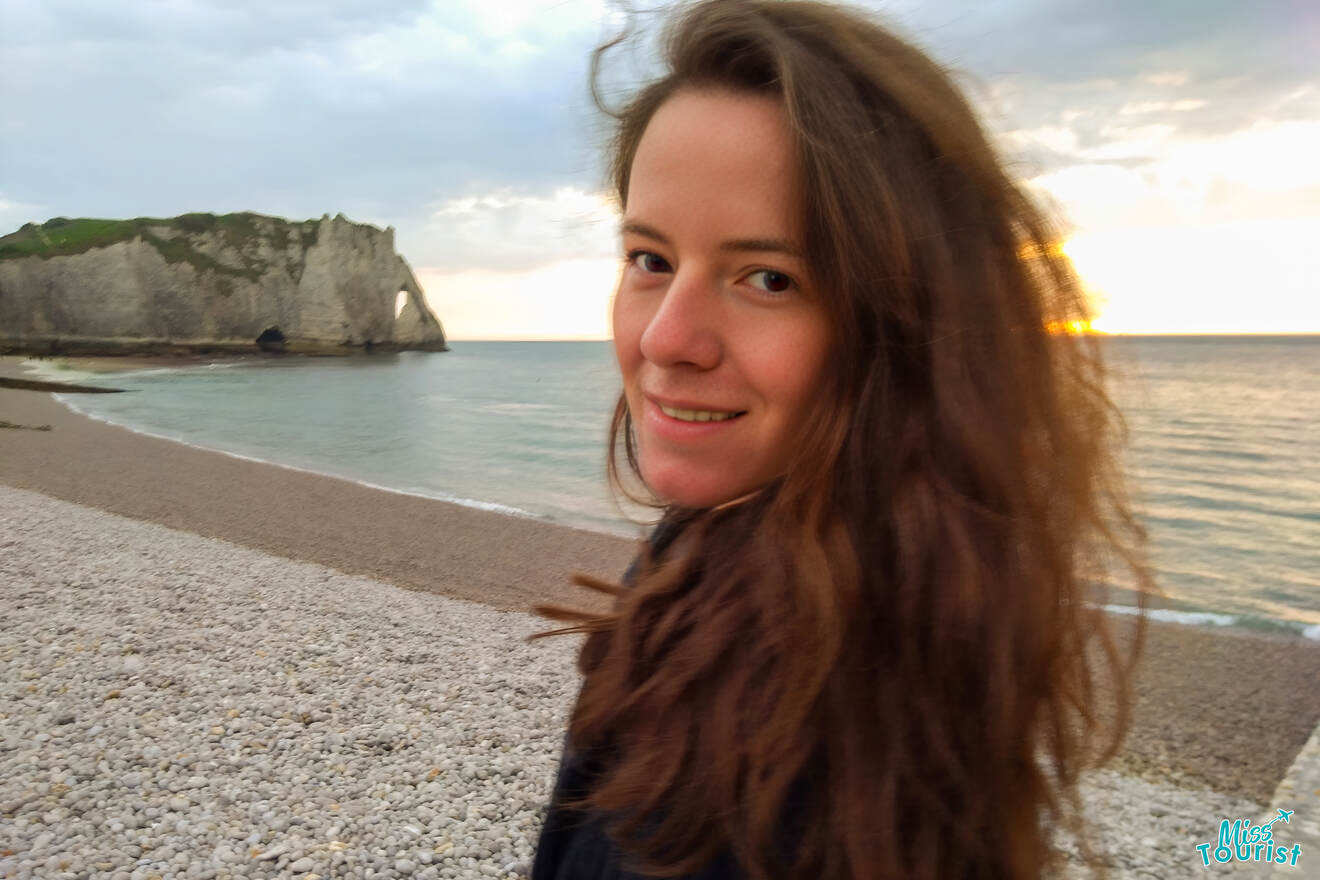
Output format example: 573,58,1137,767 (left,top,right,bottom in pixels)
533,2,1153,878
